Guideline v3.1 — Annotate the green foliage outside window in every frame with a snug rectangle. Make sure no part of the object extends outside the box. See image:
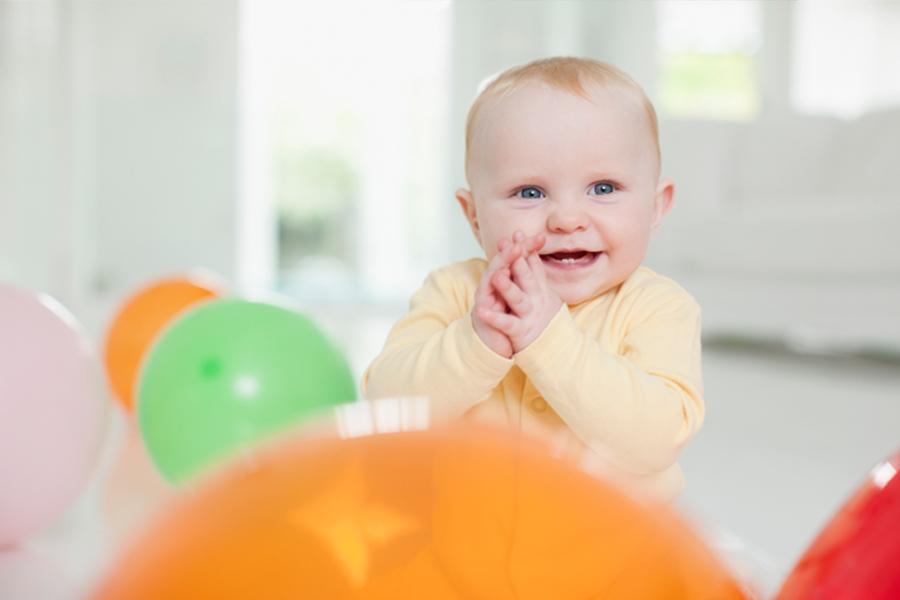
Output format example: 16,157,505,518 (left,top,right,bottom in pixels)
276,108,361,270
658,51,760,121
